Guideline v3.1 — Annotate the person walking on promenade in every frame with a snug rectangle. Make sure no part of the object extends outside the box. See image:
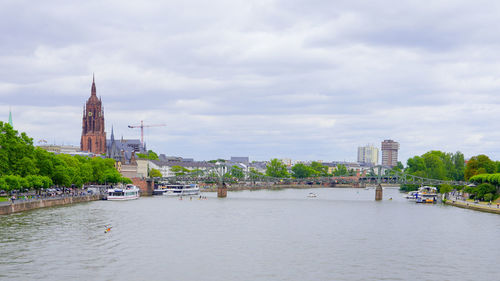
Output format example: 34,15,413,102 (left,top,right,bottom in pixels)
10,195,15,204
